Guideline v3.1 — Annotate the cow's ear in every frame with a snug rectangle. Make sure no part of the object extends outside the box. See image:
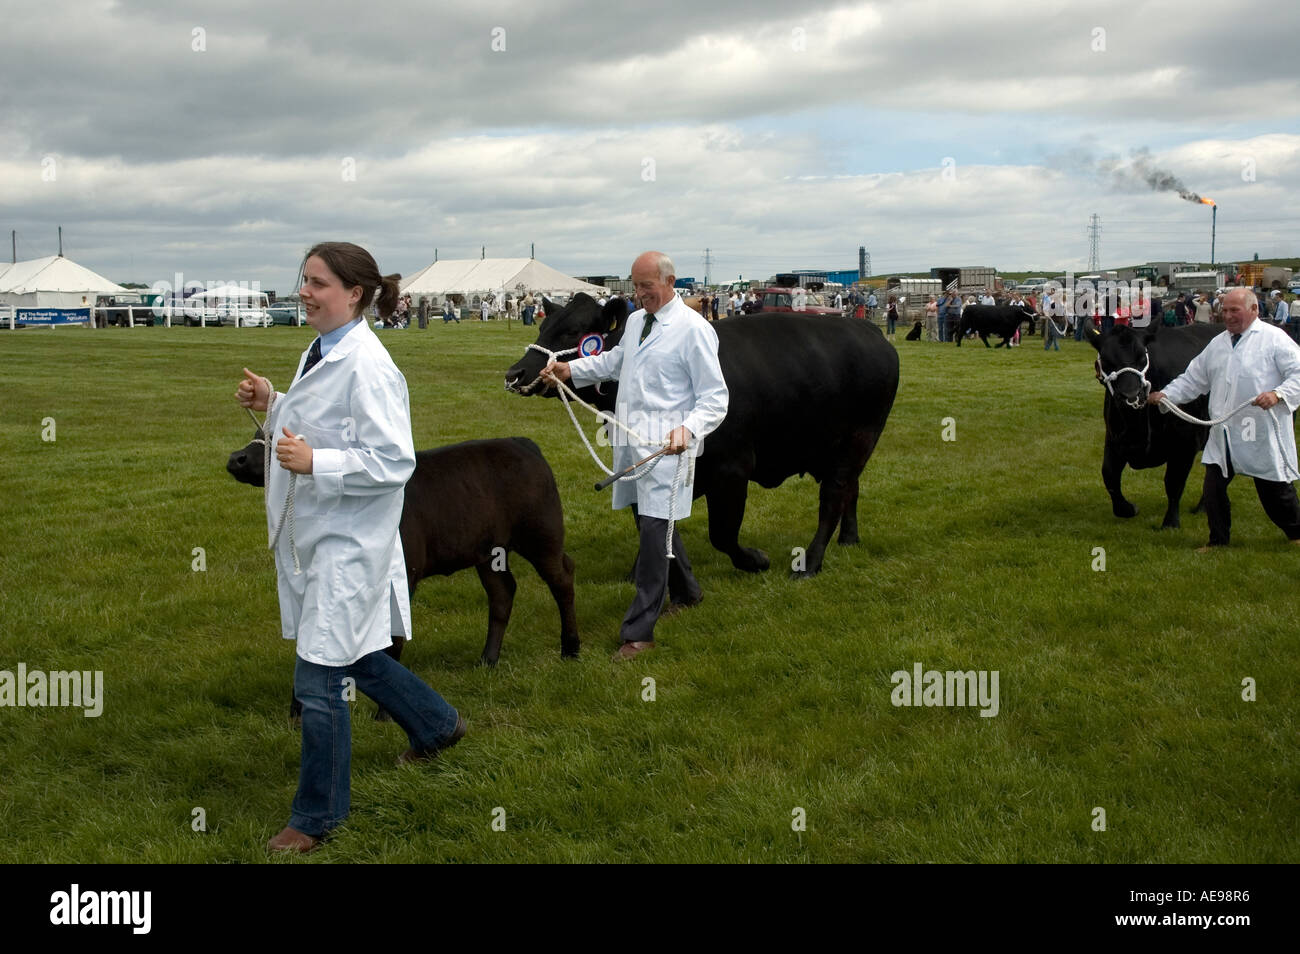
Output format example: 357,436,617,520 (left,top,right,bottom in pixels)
1142,323,1160,344
1086,326,1104,352
542,296,557,315
600,297,626,331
